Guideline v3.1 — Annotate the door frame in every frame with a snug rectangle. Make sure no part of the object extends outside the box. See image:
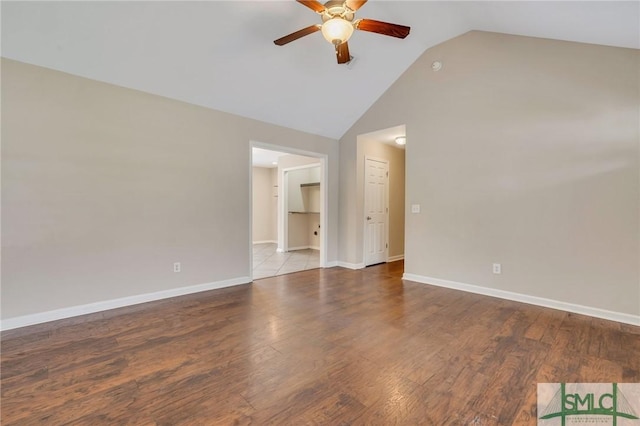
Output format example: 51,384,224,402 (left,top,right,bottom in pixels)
249,141,328,280
363,156,390,266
